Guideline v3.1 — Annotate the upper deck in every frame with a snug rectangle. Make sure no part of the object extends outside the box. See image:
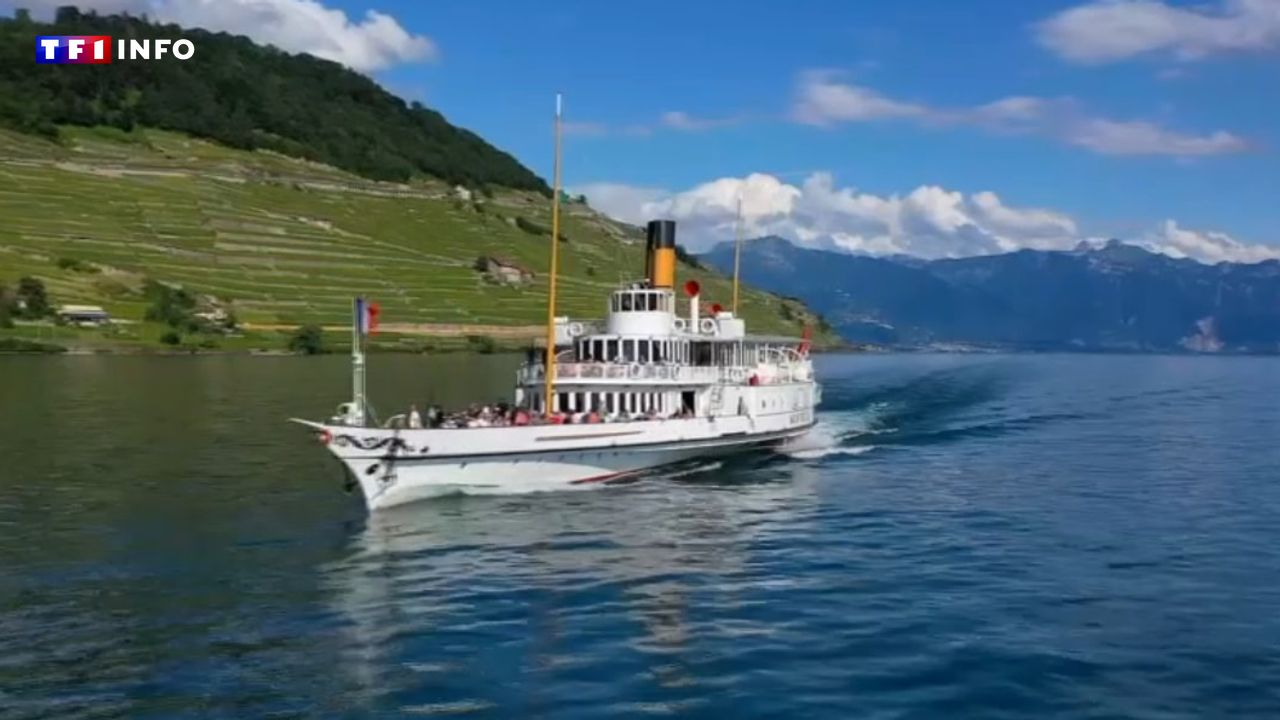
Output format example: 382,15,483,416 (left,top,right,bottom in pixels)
521,280,813,390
